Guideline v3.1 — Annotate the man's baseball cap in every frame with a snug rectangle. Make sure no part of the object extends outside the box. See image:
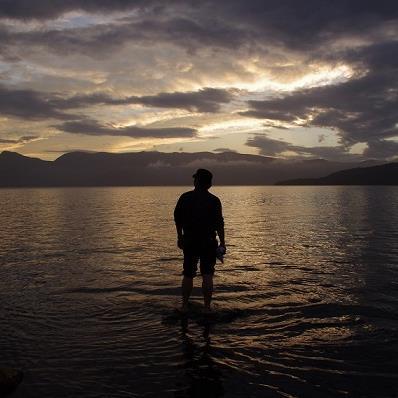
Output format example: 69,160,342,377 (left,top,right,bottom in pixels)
193,168,213,184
